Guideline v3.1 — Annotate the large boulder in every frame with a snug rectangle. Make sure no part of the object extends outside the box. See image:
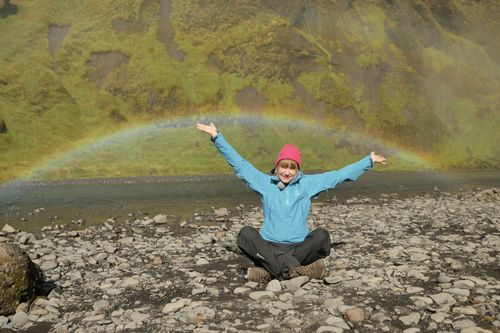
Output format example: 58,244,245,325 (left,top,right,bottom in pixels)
0,242,44,316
